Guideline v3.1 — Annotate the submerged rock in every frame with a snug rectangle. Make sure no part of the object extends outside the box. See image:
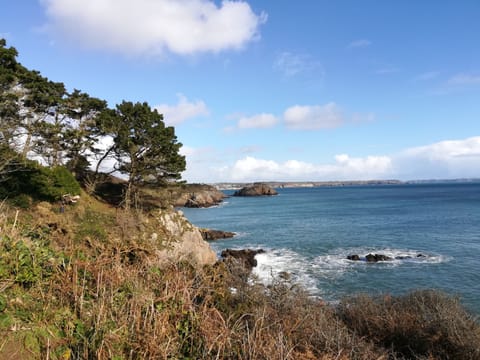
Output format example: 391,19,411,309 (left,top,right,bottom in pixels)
366,253,393,262
233,183,278,197
347,253,393,262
